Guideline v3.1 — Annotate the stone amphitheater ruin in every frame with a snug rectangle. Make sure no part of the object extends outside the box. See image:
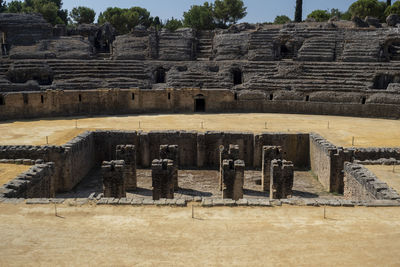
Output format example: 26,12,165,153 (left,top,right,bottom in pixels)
1,13,400,208
2,11,400,265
